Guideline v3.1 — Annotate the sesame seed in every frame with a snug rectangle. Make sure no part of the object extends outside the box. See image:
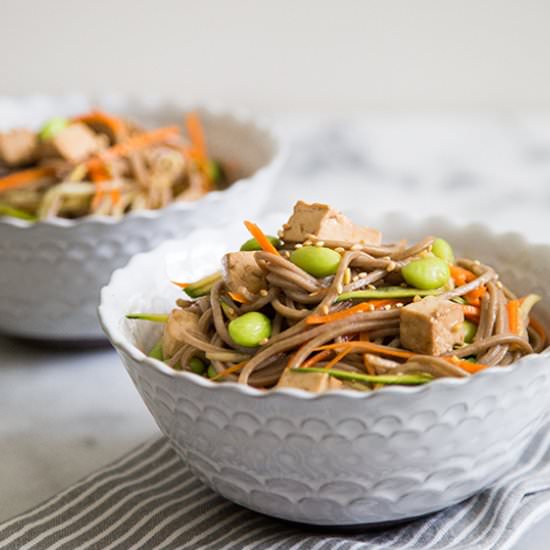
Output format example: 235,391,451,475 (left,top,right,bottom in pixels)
259,289,268,297
496,281,503,289
304,240,312,246
335,247,345,254
315,241,325,247
382,256,391,260
383,304,392,310
351,244,362,251
279,240,285,246
396,302,404,308
352,275,359,282
336,284,343,294
367,284,376,290
368,304,375,311
413,295,422,302
359,272,367,279
260,338,269,345
474,260,481,265
294,243,303,249
282,250,291,257
322,305,329,315
386,261,397,272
